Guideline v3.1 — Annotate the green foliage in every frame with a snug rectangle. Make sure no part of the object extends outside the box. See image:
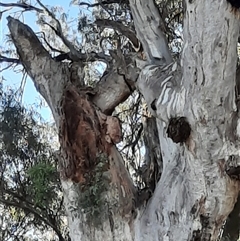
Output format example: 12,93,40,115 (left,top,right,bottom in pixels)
78,153,109,225
0,85,68,241
27,162,57,208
